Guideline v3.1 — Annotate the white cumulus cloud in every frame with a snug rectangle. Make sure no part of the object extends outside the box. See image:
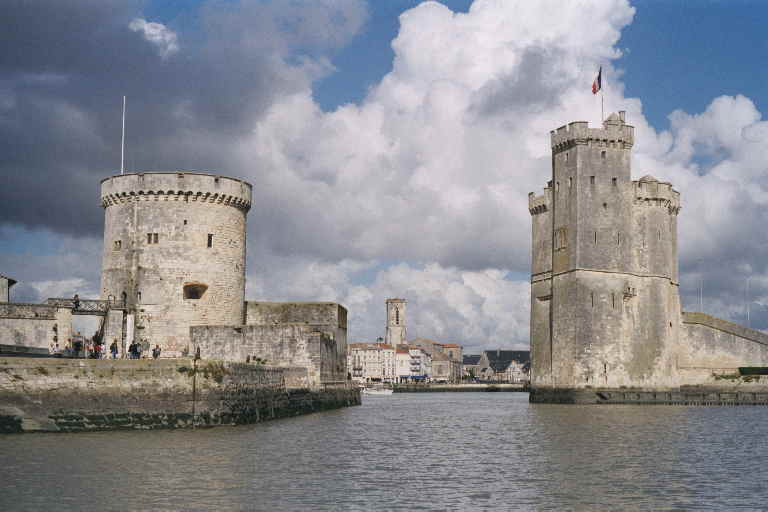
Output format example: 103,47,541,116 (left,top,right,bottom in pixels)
129,18,179,59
